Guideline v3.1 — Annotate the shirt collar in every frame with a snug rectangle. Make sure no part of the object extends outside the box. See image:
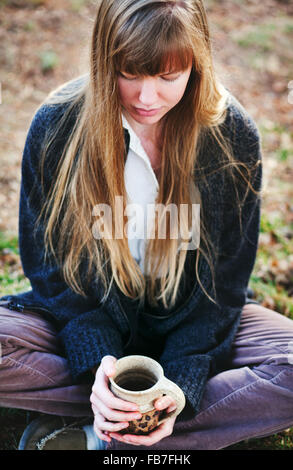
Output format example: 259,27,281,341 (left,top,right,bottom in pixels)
122,113,159,190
